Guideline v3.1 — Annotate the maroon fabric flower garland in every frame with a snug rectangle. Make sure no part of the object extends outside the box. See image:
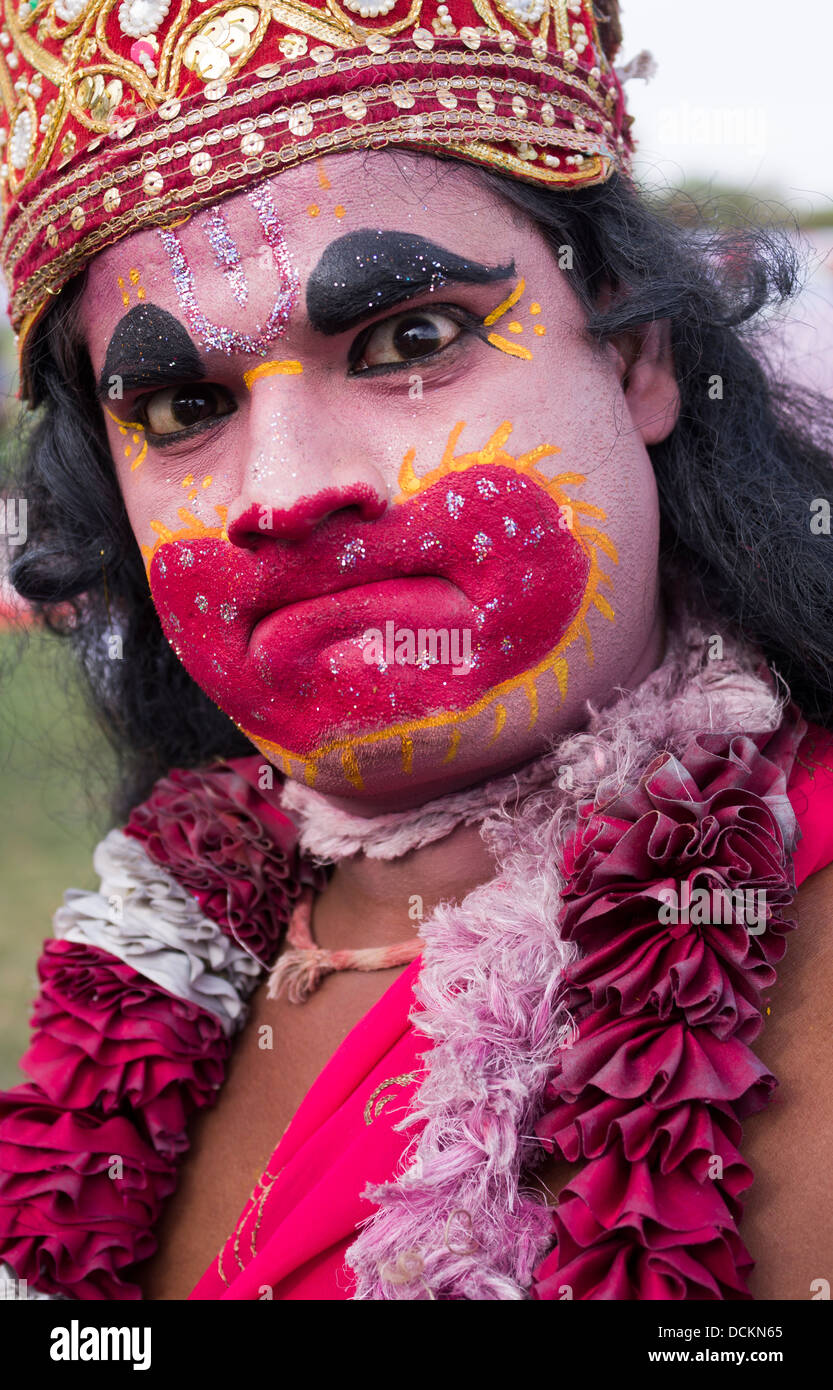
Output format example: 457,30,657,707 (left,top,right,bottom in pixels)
124,760,311,966
531,717,806,1300
0,757,314,1300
